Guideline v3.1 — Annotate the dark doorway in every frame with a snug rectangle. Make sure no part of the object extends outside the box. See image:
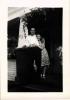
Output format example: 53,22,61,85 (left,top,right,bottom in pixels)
26,8,62,57
25,8,63,91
